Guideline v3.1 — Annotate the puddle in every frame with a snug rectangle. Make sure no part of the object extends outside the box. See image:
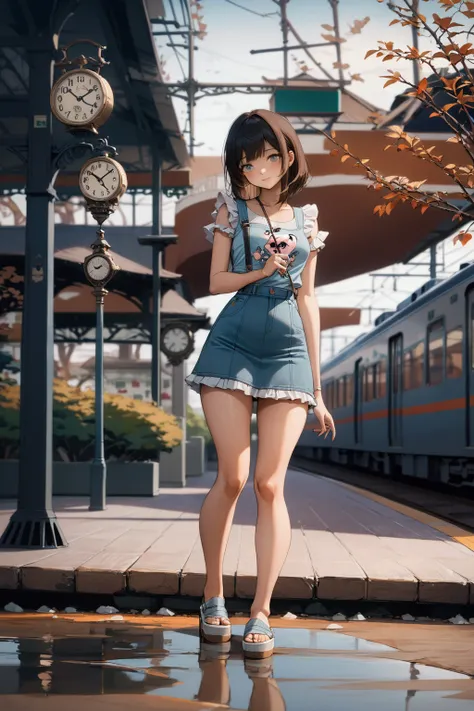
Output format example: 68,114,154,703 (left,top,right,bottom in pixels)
0,620,474,709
